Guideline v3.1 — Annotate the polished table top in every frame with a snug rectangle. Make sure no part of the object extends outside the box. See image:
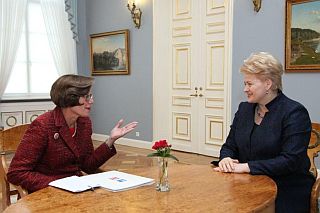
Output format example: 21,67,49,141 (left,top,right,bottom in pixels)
4,164,277,213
